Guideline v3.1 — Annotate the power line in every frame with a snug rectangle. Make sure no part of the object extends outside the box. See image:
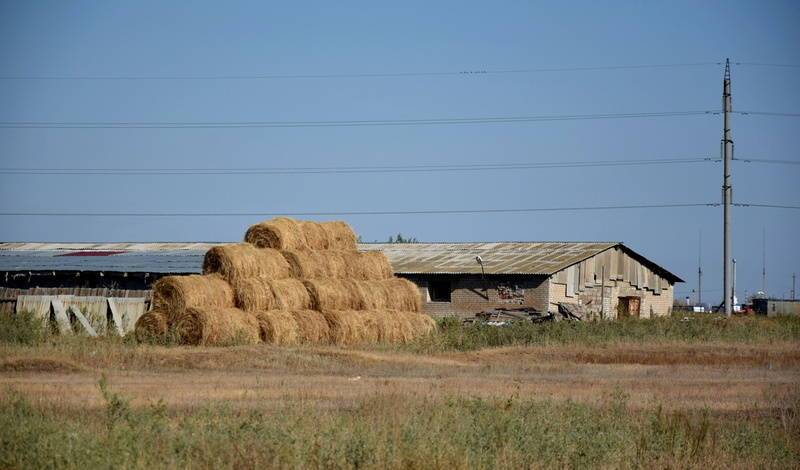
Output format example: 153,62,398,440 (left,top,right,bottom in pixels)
735,110,800,117
734,62,800,69
733,157,800,166
0,157,718,176
0,110,718,129
734,203,800,210
0,62,720,81
0,203,716,217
